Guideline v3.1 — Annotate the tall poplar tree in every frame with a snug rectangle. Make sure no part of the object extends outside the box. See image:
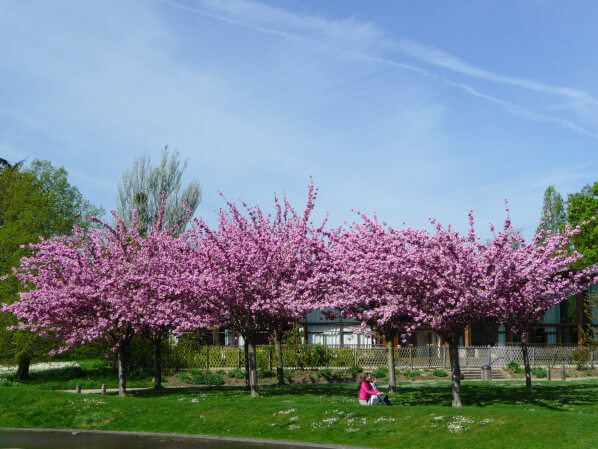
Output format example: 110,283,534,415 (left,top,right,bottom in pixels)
536,185,566,236
117,147,201,387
